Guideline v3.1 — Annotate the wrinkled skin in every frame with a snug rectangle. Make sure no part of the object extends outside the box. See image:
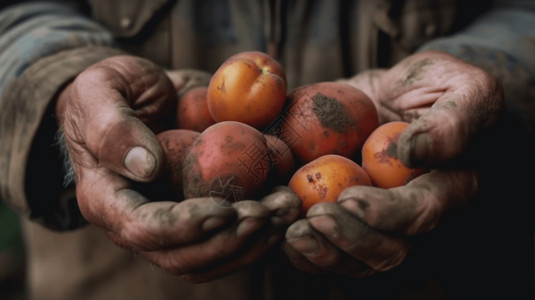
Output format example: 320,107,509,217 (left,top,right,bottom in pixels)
55,55,301,283
283,50,503,277
55,51,503,281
